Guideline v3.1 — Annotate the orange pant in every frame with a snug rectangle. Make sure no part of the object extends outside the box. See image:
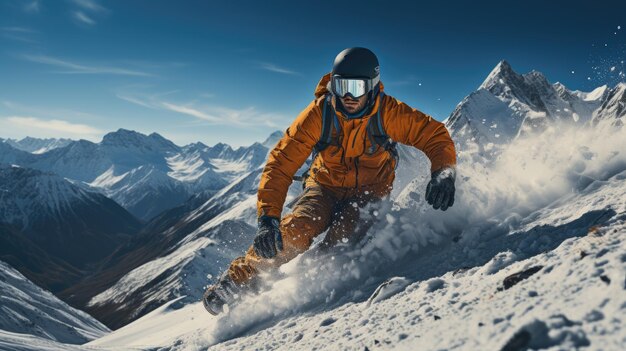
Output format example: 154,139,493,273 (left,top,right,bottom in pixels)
227,180,392,285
